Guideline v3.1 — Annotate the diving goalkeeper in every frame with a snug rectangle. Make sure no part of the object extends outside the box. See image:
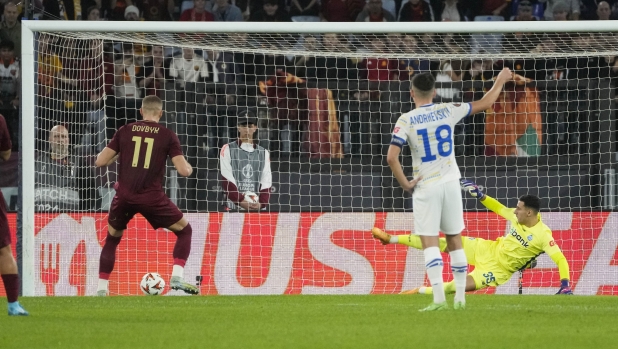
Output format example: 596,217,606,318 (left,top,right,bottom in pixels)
372,179,573,295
